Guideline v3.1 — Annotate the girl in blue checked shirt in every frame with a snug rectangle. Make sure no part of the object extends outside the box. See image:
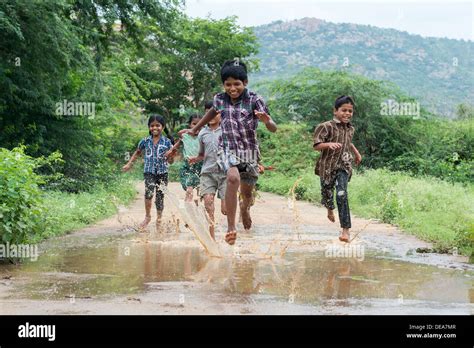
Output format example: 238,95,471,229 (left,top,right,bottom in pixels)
122,114,174,230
